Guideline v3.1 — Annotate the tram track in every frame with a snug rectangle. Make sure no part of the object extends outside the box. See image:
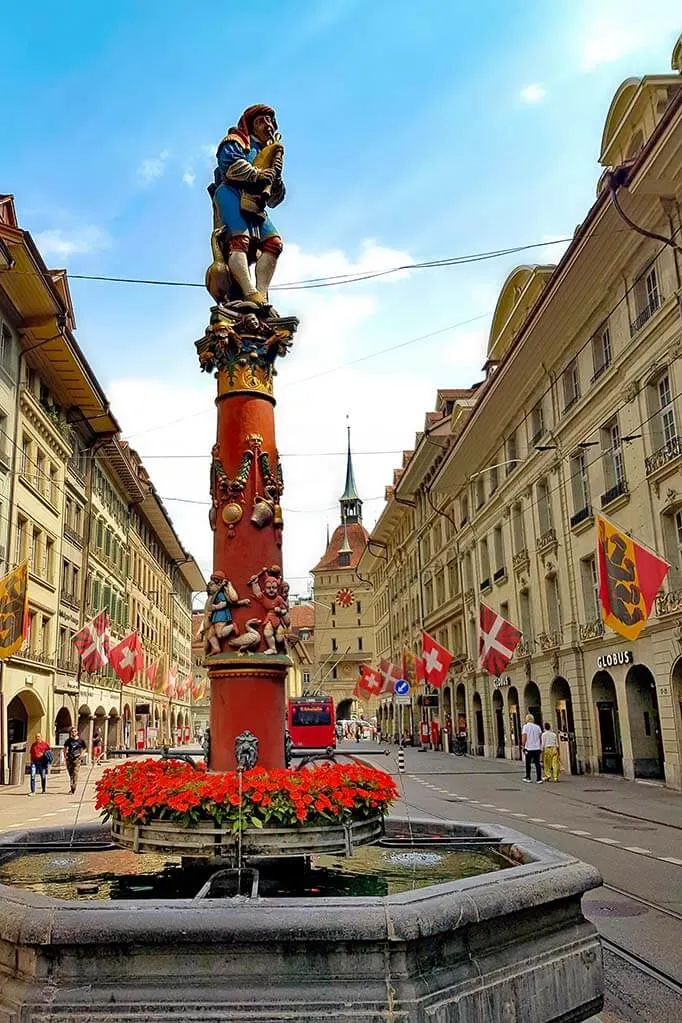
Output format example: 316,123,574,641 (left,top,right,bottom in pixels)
601,938,682,997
